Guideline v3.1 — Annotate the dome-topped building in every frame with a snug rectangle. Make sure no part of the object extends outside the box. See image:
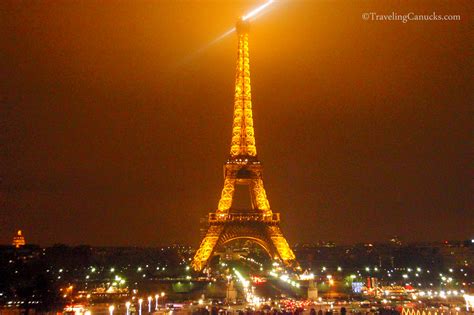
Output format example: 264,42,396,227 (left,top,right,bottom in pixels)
12,230,26,248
